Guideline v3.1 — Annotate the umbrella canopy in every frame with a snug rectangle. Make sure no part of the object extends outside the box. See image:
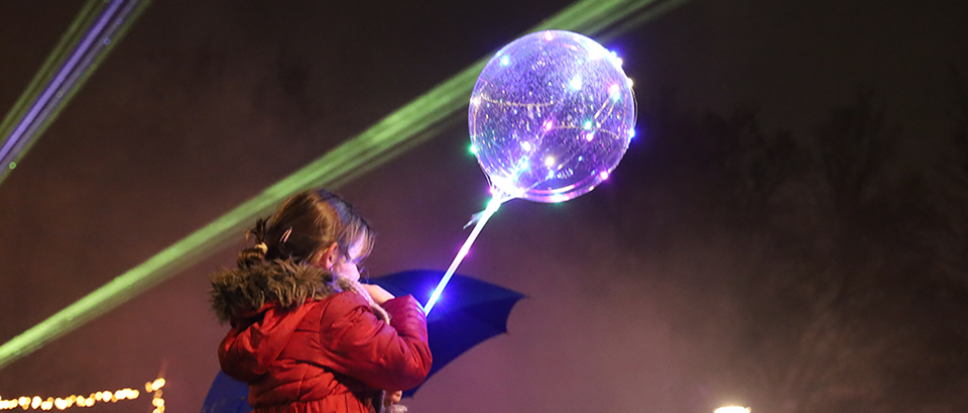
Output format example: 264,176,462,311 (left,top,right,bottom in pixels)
370,269,525,396
201,270,524,412
201,371,251,413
